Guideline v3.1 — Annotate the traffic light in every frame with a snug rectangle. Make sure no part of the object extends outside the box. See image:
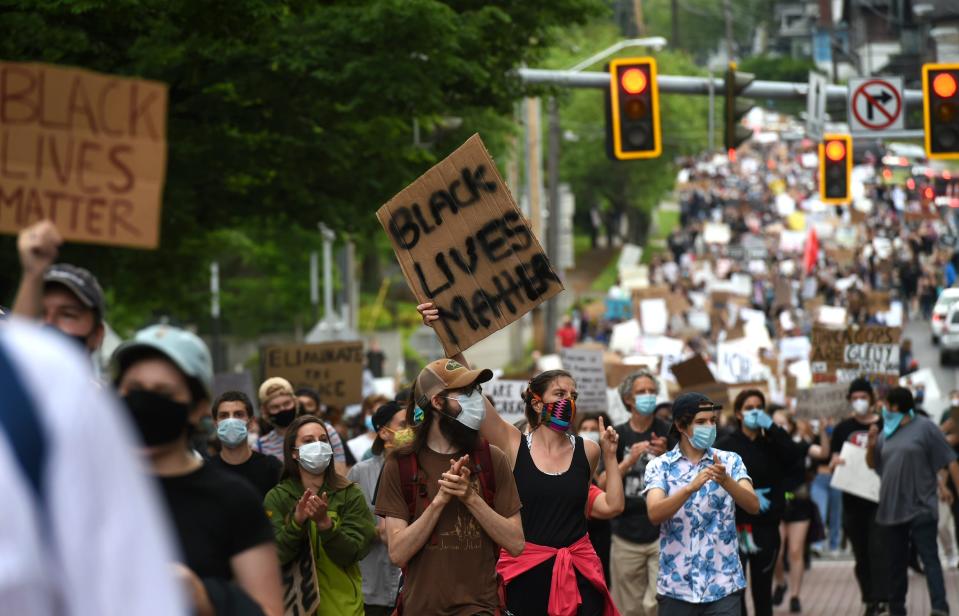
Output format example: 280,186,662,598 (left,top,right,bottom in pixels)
724,62,754,152
819,134,852,204
923,63,959,159
607,57,661,160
